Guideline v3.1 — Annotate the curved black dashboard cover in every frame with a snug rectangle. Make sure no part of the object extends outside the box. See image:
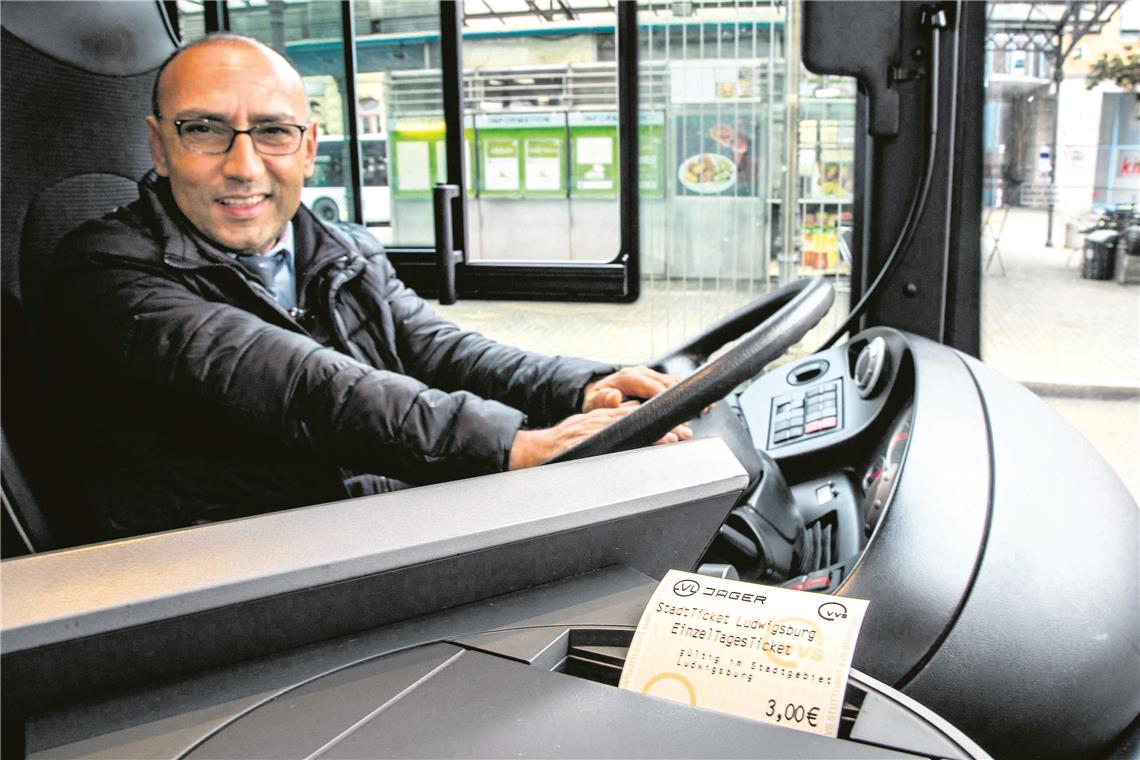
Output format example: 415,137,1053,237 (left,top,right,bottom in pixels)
904,354,1140,759
838,331,991,683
